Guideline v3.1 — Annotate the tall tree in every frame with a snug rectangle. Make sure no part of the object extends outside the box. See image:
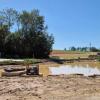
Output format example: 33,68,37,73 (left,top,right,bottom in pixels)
19,9,54,58
1,8,54,58
0,25,9,57
0,8,19,31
